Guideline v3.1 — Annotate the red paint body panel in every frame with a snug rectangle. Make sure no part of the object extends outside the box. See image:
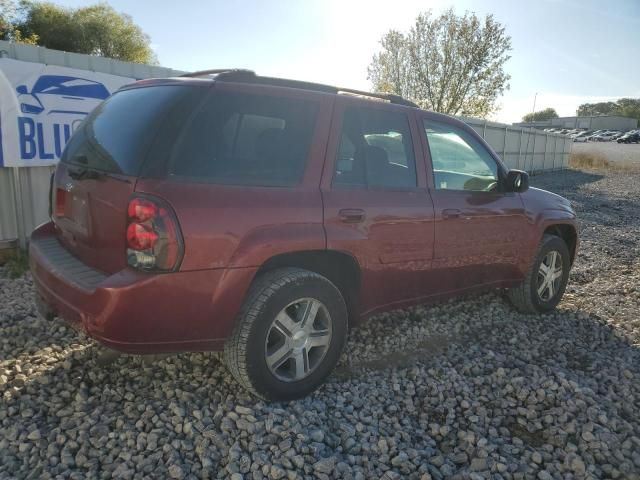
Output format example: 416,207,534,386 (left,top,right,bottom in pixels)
135,180,327,270
320,97,437,315
30,222,256,352
30,78,579,353
52,163,135,274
